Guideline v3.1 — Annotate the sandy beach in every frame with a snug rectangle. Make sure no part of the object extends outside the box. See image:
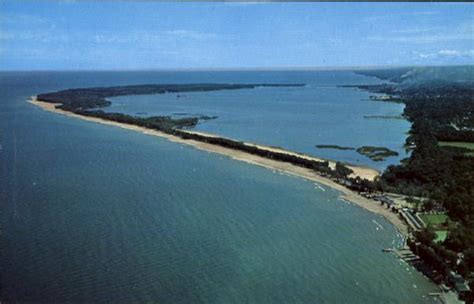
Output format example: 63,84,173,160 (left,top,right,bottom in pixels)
28,97,408,236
